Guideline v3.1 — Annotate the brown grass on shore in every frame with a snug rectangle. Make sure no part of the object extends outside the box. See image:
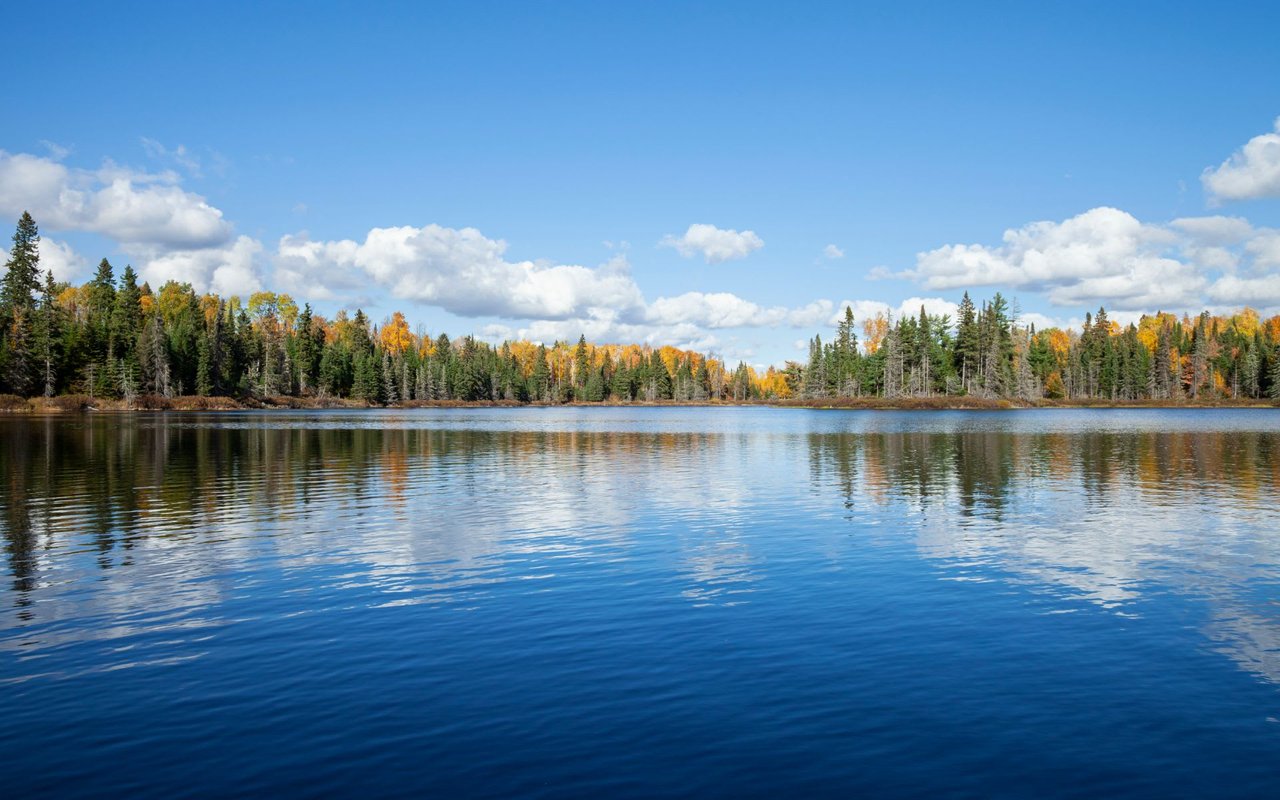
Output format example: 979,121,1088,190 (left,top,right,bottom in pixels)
2,393,1277,414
